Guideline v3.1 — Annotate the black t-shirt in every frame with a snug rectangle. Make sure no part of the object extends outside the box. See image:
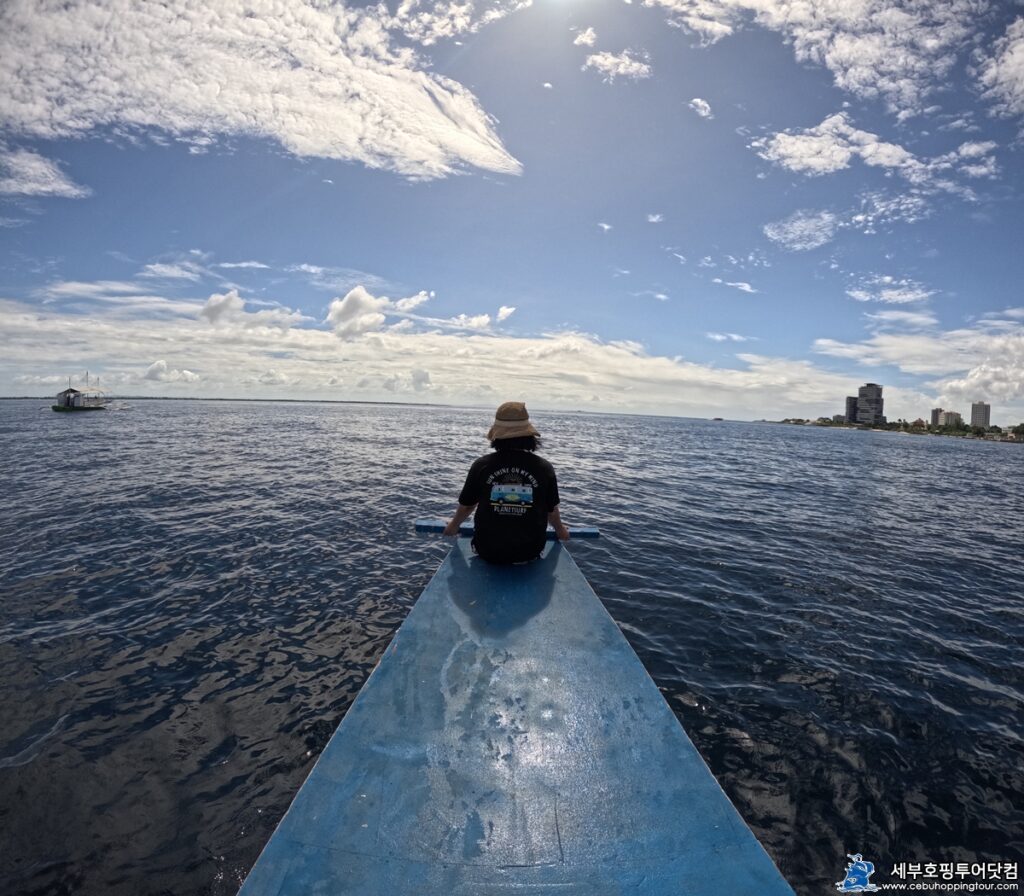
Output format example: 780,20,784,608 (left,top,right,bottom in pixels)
457,449,560,563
